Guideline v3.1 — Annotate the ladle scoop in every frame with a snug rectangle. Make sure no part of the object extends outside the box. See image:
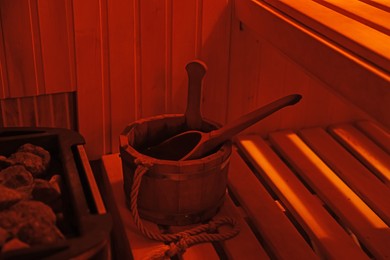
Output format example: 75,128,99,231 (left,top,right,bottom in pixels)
144,94,302,160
